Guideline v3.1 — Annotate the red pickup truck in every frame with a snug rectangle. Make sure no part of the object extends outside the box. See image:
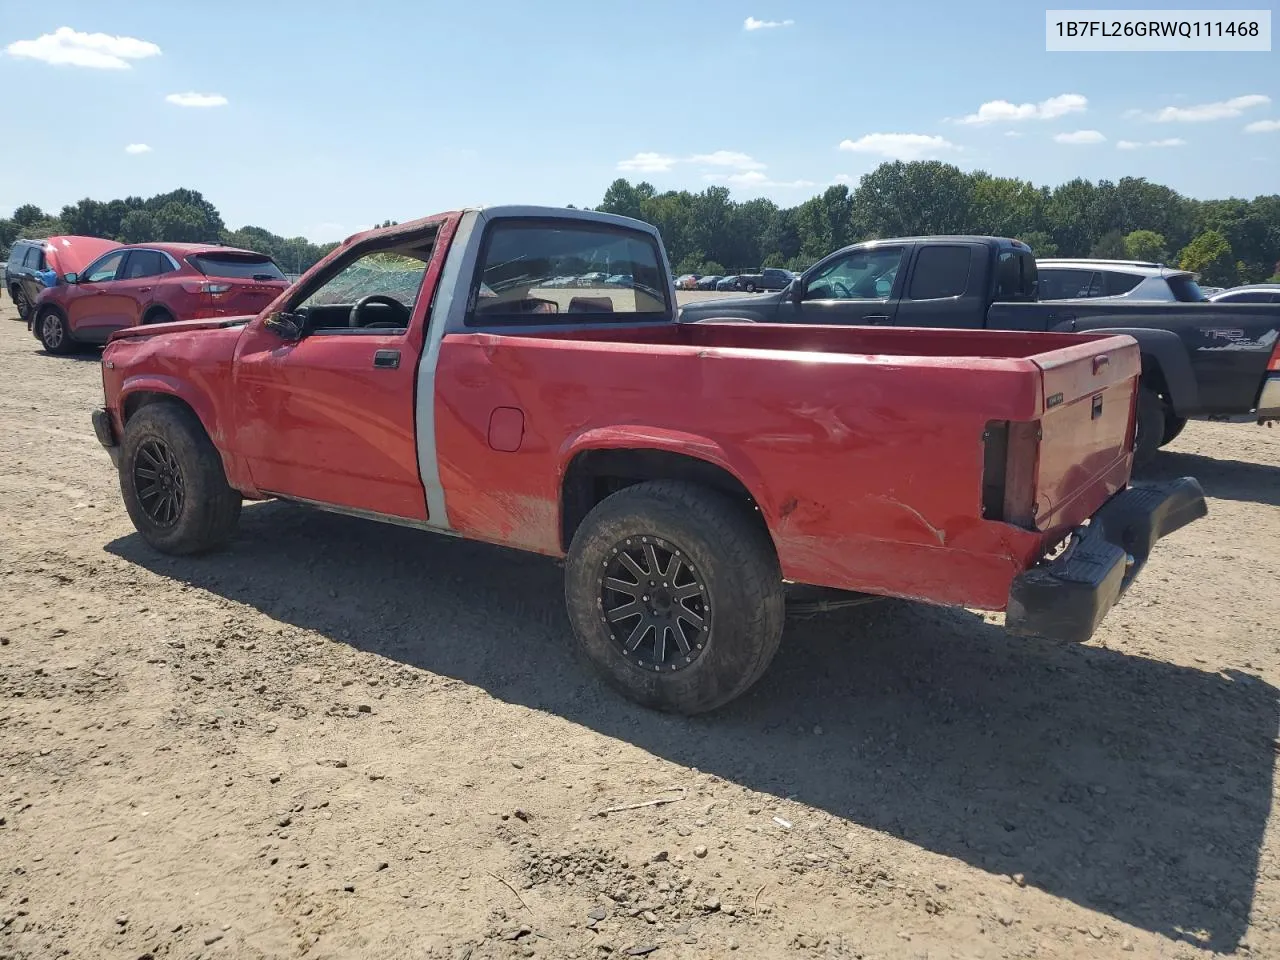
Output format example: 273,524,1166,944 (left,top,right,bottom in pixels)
90,206,1206,714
